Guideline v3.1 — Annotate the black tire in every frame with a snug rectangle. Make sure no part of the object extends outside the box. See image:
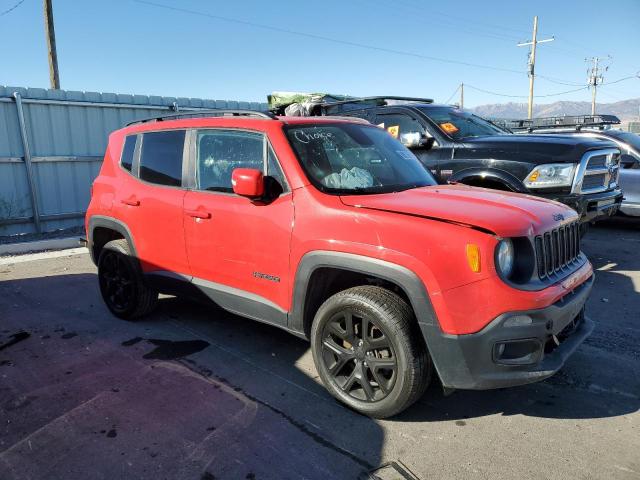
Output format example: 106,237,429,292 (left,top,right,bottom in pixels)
97,239,158,320
311,286,431,418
